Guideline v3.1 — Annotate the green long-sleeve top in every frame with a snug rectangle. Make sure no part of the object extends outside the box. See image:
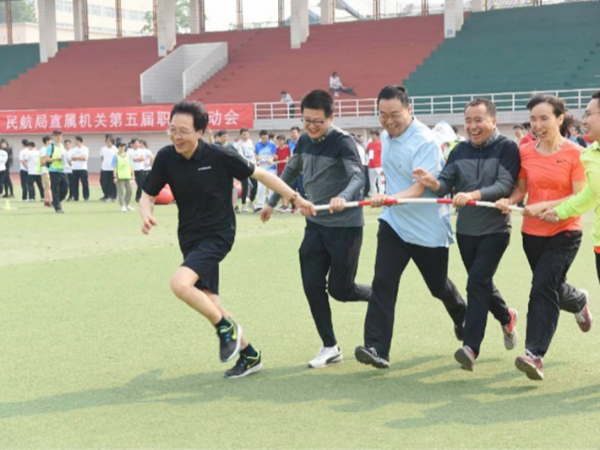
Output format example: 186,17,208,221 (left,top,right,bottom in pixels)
555,142,600,246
